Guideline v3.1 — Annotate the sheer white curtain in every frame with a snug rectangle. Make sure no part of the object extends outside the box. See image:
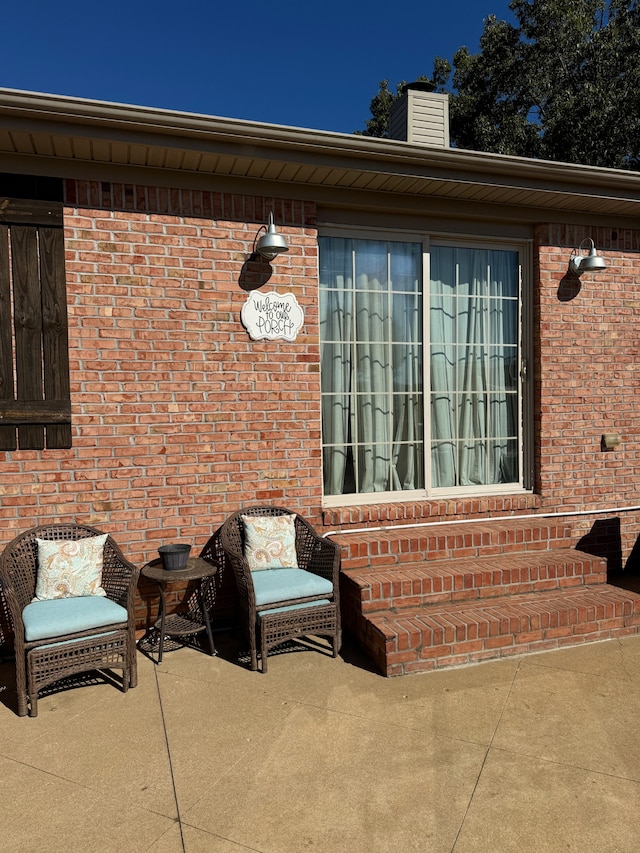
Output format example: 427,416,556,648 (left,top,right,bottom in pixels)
320,237,353,495
354,248,392,493
390,280,423,491
430,246,518,488
320,238,423,496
